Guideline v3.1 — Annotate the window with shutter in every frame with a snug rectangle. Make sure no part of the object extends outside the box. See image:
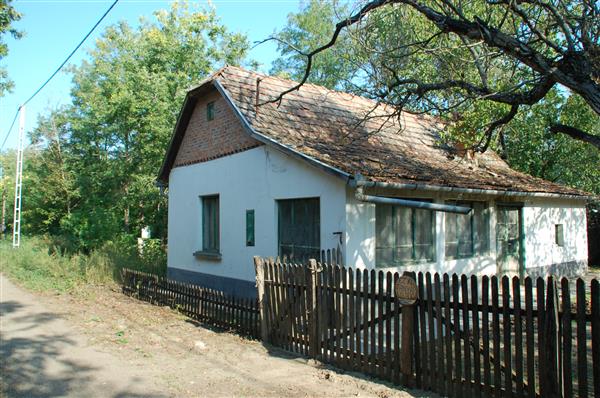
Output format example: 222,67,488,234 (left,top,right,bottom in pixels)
277,198,320,262
445,201,489,259
201,195,219,253
375,201,435,267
